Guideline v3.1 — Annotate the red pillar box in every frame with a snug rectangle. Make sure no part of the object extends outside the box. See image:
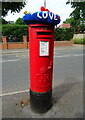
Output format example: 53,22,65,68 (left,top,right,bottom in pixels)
29,24,54,112
23,6,60,113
